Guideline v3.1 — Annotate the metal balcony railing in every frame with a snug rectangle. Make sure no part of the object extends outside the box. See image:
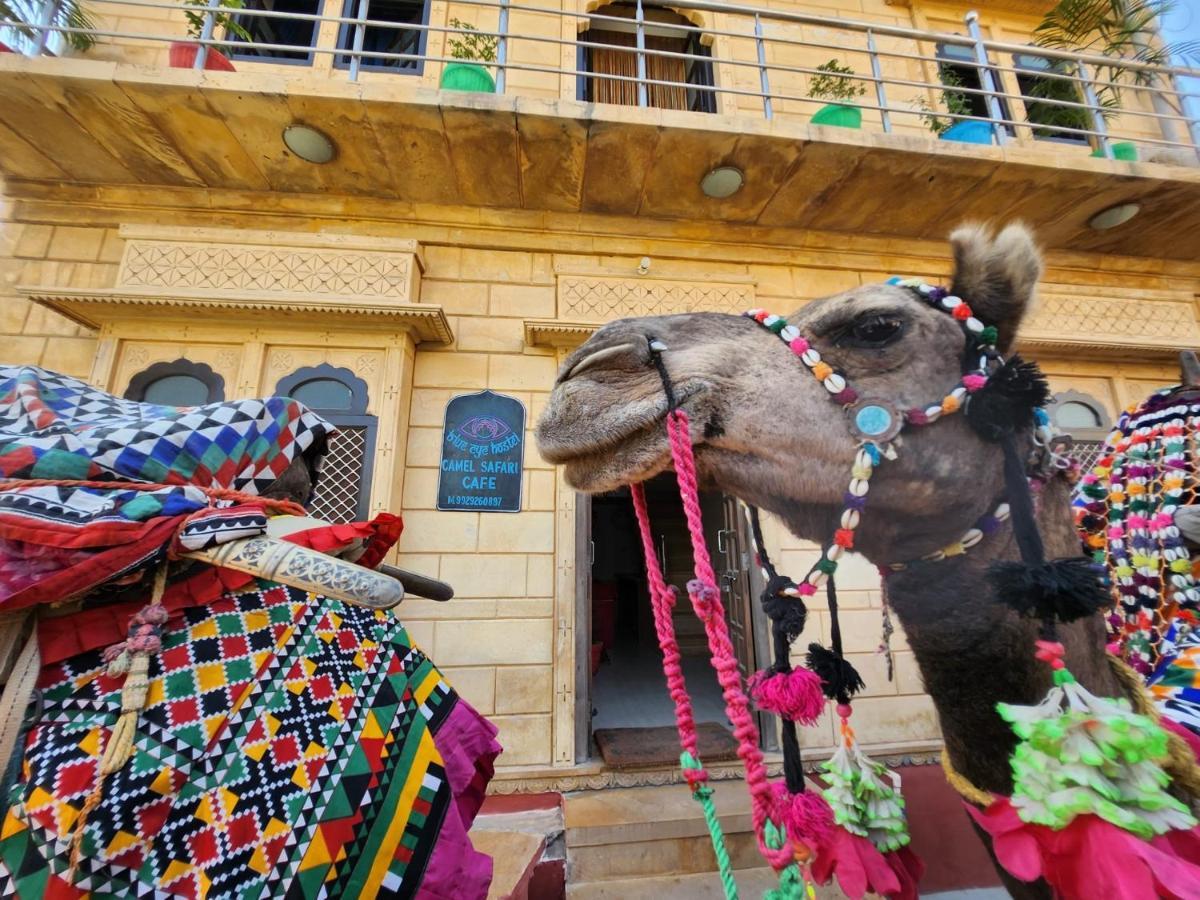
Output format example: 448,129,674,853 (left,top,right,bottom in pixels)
3,0,1198,160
